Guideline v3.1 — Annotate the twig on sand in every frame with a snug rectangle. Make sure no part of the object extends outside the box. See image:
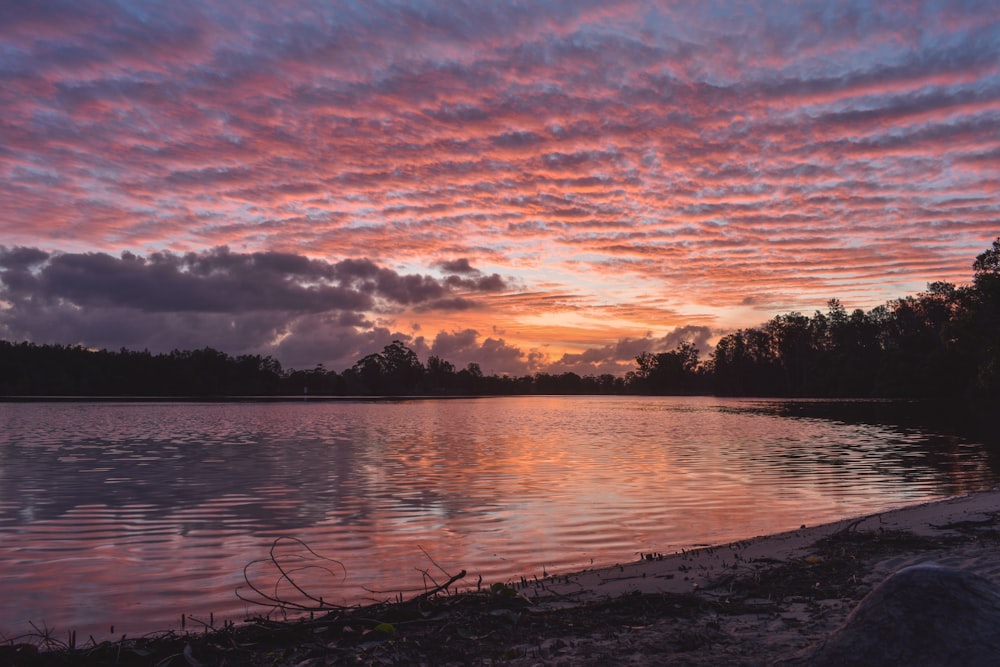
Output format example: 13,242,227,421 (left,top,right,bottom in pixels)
832,513,879,538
